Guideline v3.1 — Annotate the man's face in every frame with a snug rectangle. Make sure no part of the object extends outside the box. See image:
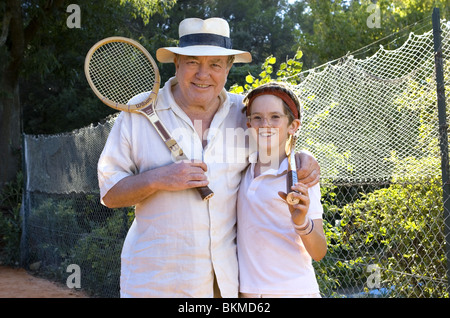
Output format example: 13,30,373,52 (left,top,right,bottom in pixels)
174,55,231,108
